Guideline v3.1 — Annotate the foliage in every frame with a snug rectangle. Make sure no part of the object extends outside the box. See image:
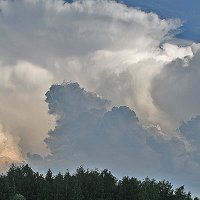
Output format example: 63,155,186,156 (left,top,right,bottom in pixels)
12,194,26,200
0,164,198,200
